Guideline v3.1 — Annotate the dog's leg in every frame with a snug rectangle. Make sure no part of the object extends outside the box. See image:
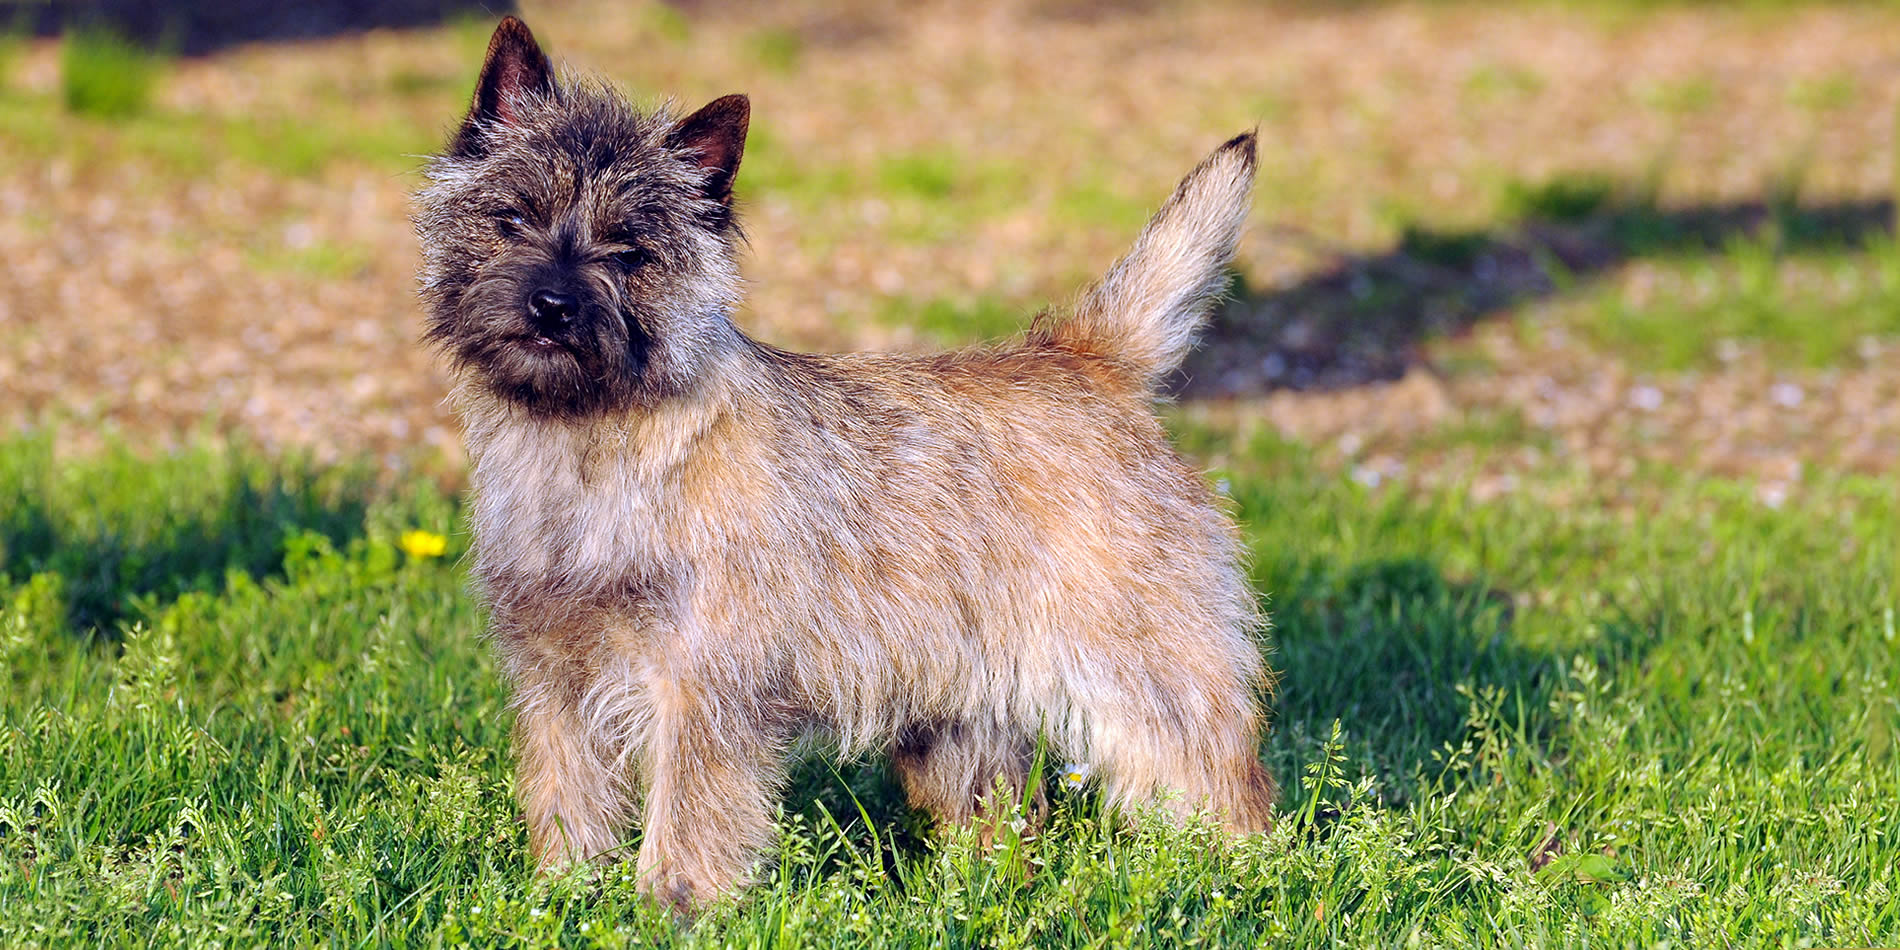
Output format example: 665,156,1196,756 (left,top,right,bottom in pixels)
1165,742,1277,834
633,663,778,912
892,719,1043,835
1084,675,1276,834
512,674,636,870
